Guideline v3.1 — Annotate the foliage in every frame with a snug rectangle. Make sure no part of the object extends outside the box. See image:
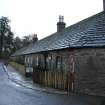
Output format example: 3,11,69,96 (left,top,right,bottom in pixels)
0,16,38,59
22,34,38,47
13,34,38,51
0,16,14,58
13,36,22,51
